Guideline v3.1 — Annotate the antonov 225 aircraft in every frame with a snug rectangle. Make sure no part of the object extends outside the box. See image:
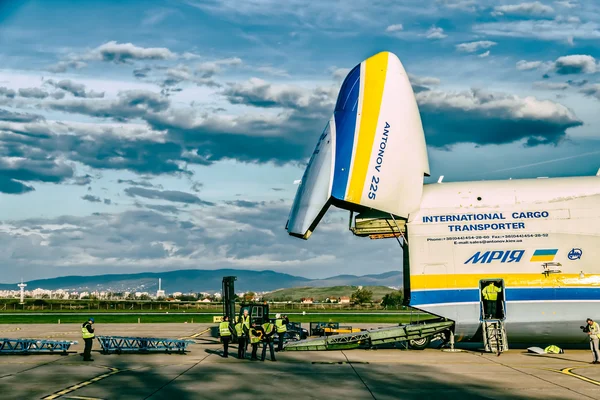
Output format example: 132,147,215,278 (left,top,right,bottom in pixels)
285,51,600,348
